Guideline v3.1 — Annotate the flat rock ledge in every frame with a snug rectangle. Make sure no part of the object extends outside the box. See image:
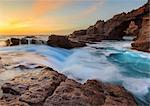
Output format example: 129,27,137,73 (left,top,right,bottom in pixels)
0,68,137,106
